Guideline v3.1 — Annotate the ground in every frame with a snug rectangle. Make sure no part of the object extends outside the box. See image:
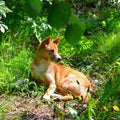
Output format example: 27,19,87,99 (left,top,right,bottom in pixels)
0,94,54,120
0,94,86,120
